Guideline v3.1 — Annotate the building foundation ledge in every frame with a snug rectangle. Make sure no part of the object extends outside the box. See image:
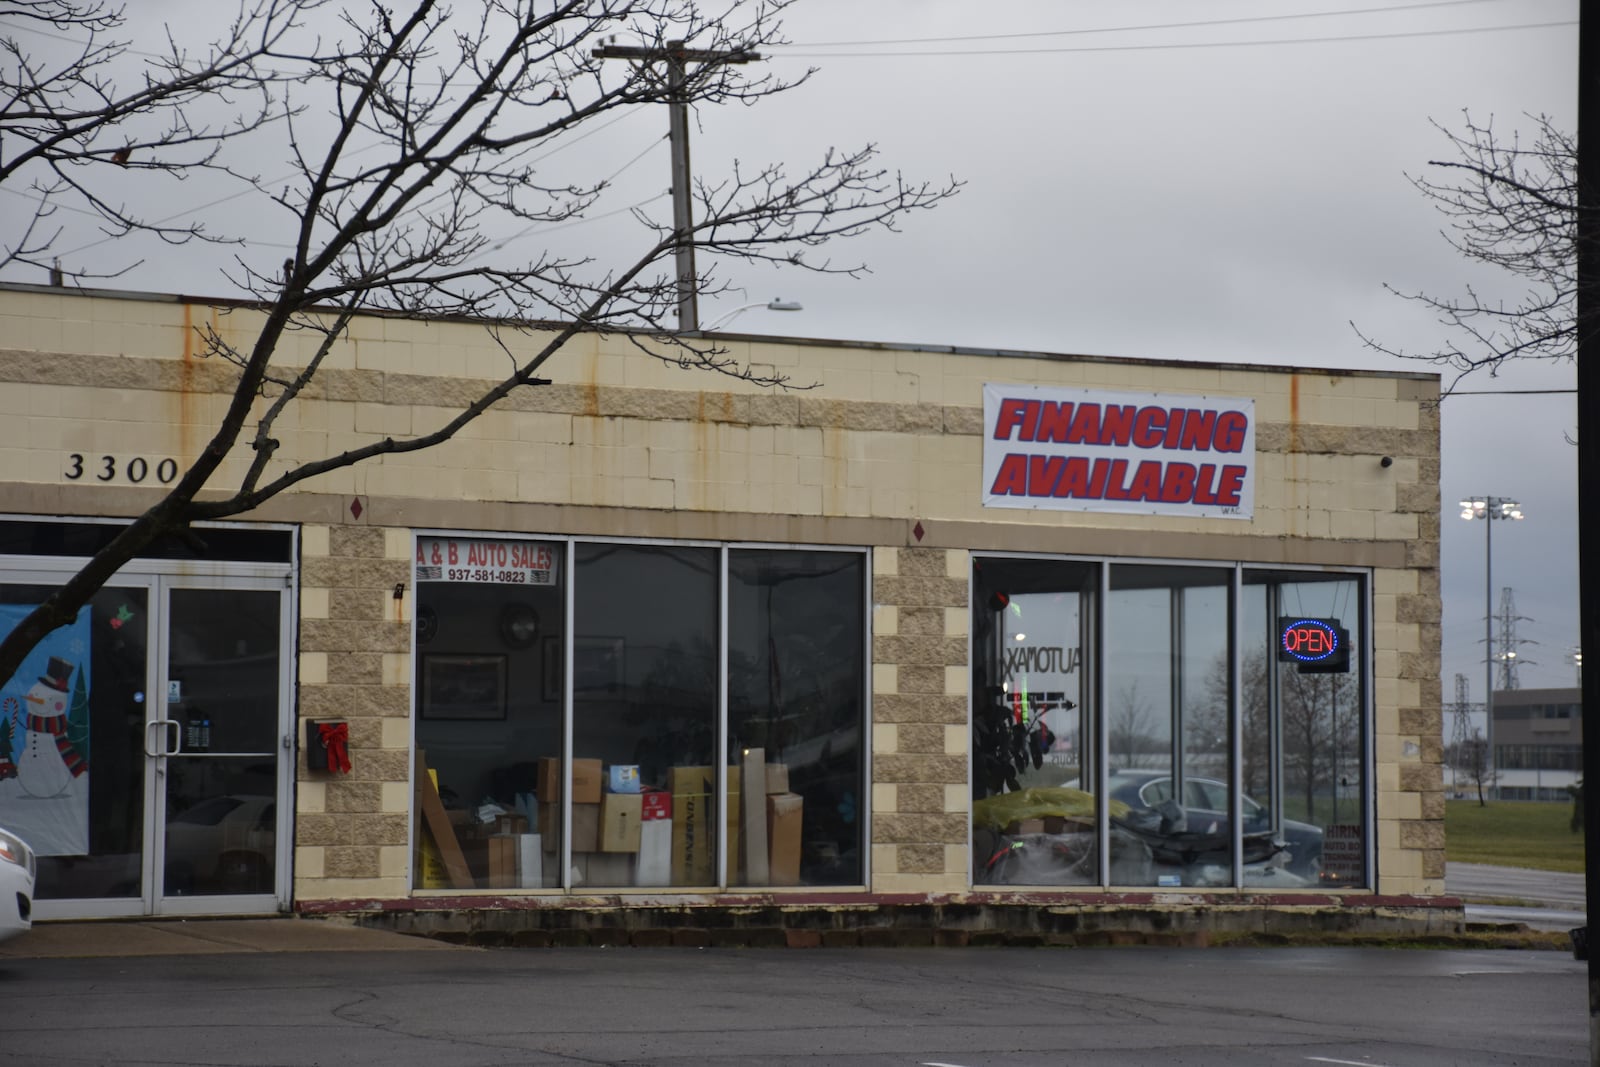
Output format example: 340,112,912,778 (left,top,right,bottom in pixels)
296,891,1469,944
